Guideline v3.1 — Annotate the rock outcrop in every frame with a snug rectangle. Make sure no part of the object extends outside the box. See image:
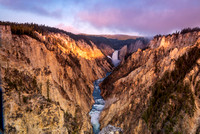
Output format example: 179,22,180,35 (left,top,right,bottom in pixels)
0,25,112,133
128,39,148,54
99,125,123,134
100,31,200,133
118,38,150,63
119,45,127,61
98,43,114,57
